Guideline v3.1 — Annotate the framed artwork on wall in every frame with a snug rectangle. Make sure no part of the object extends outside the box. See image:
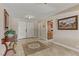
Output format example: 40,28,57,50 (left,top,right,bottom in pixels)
4,9,9,30
58,15,78,30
